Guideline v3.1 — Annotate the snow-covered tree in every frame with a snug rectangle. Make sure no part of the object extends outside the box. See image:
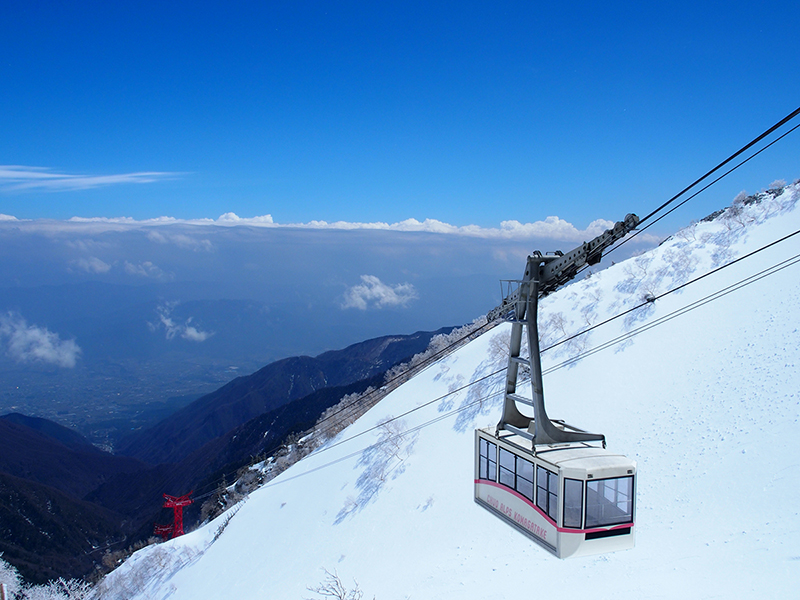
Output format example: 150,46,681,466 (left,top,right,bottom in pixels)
0,557,92,600
20,578,91,600
0,553,22,599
